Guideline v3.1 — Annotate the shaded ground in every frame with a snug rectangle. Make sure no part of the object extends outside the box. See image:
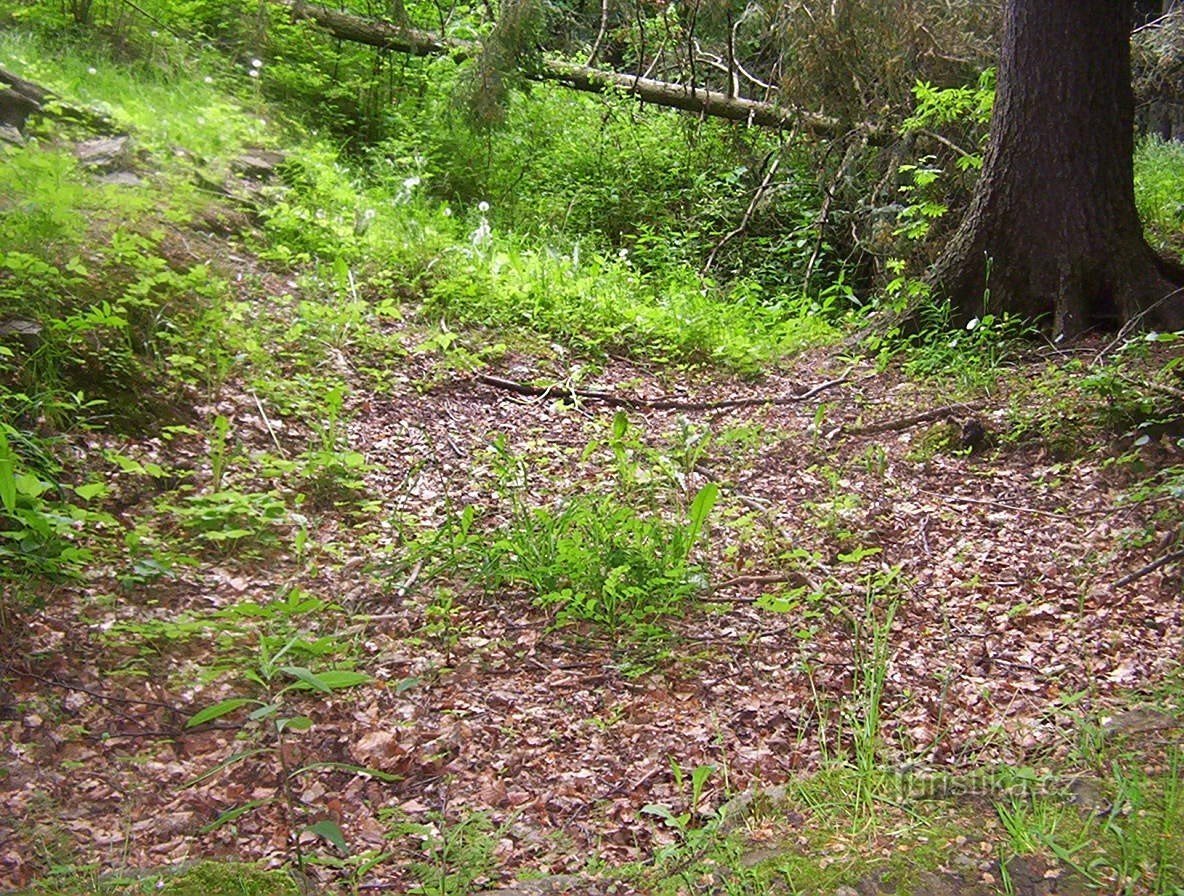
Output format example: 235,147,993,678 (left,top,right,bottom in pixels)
1,136,1183,894
3,320,1183,892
